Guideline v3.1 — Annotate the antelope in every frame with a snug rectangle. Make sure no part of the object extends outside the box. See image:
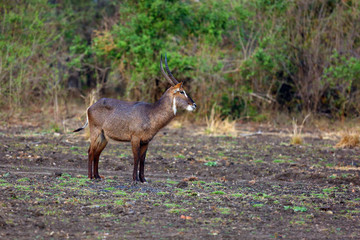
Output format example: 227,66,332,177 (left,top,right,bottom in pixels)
73,54,196,182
